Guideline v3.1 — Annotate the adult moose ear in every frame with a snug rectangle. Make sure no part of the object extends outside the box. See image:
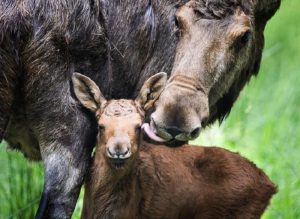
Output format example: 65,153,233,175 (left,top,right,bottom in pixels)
136,72,167,111
254,0,280,24
72,72,106,112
